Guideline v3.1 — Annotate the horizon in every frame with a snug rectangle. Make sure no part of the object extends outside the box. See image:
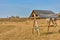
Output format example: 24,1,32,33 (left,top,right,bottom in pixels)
0,0,60,18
